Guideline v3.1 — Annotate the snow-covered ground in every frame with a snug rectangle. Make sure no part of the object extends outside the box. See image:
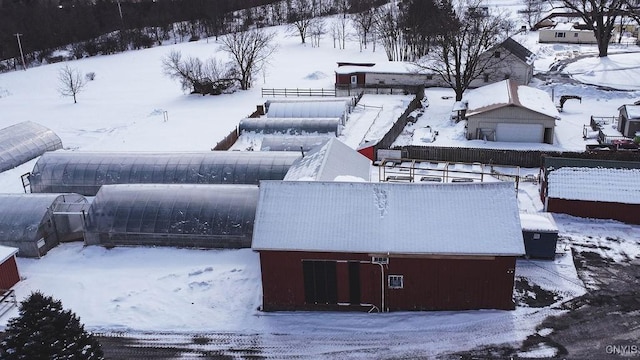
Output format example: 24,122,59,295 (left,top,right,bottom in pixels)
1,12,640,357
